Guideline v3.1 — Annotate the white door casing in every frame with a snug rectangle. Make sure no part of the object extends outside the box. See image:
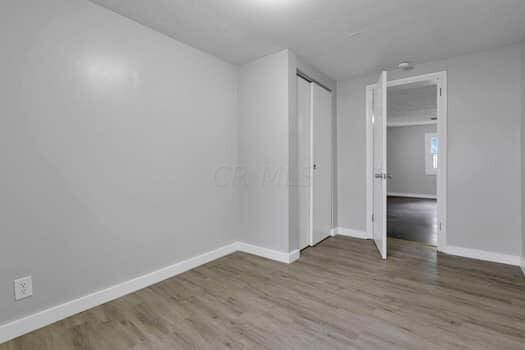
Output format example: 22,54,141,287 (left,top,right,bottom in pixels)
366,71,447,254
